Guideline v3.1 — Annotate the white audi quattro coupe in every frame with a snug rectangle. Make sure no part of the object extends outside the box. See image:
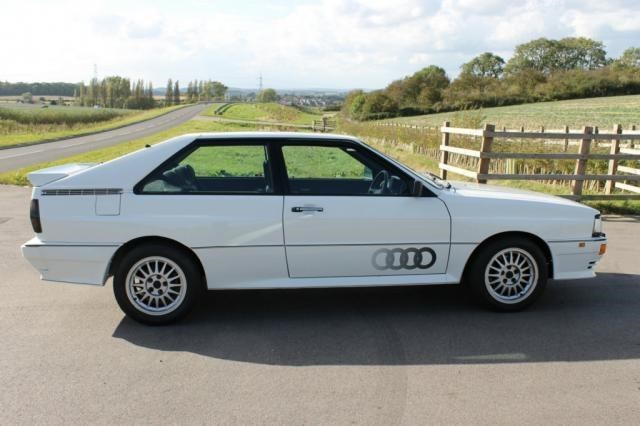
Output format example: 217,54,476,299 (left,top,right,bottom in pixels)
22,132,607,324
